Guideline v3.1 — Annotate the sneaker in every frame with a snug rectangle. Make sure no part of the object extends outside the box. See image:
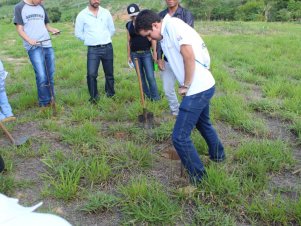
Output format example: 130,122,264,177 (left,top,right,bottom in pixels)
171,110,178,116
1,116,16,123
